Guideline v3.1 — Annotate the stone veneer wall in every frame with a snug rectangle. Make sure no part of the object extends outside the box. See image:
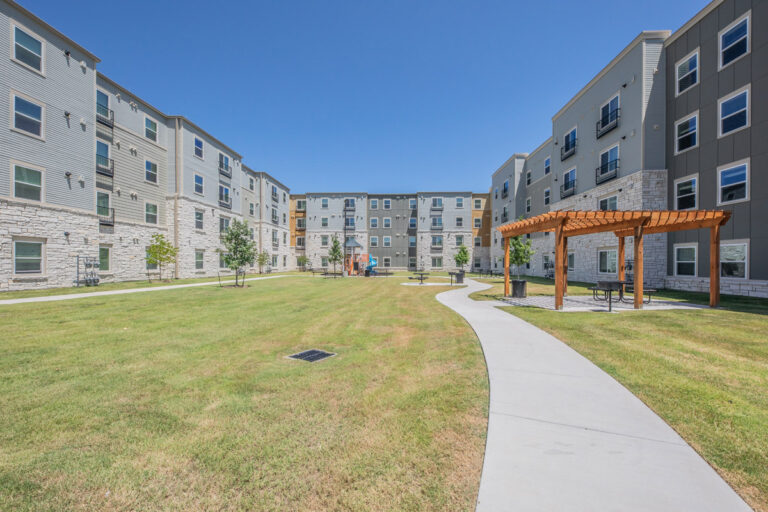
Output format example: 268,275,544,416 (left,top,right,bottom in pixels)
664,276,768,298
97,220,173,283
258,223,292,271
416,230,474,271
